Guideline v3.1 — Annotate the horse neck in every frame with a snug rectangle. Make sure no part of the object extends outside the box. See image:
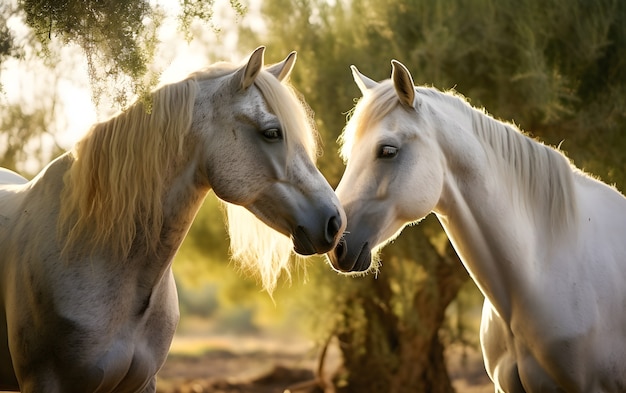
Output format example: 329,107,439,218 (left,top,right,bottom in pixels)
158,145,209,259
433,116,551,322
